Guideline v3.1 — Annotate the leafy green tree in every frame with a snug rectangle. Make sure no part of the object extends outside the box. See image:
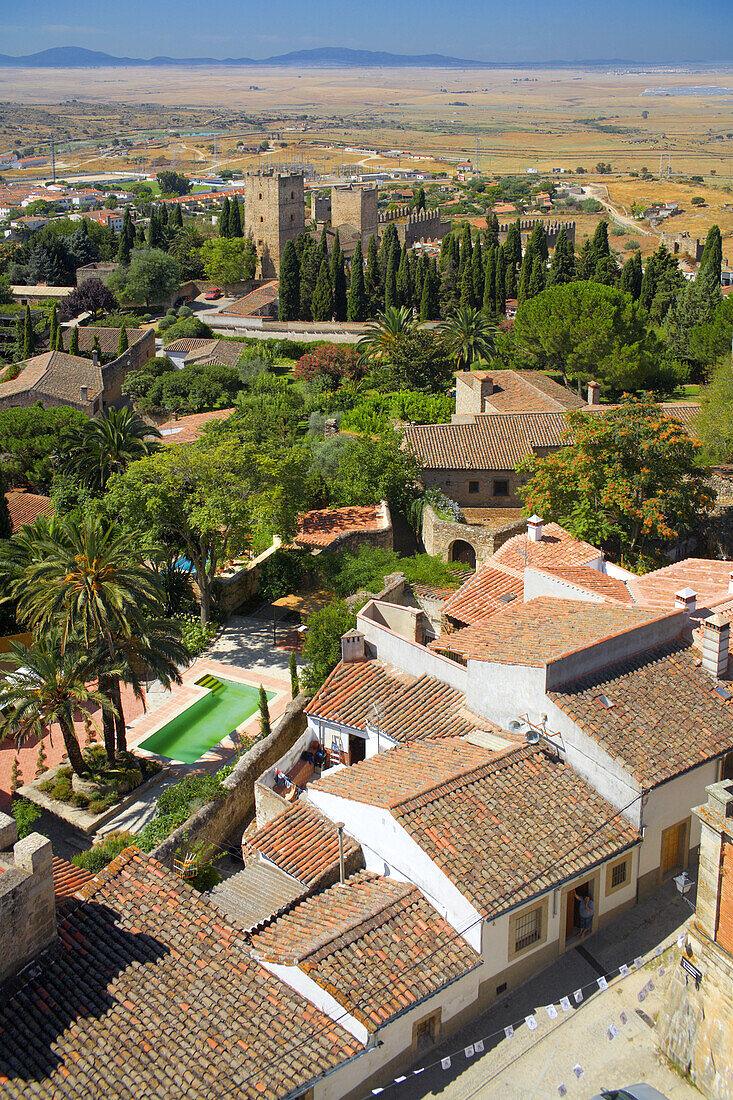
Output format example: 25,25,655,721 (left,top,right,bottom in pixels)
301,600,356,694
513,281,661,393
439,307,498,370
200,237,246,292
548,227,576,286
695,357,733,463
347,239,367,322
519,395,713,566
229,198,243,239
156,171,191,196
278,239,300,321
107,247,181,308
312,255,334,322
327,431,420,511
0,406,85,491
